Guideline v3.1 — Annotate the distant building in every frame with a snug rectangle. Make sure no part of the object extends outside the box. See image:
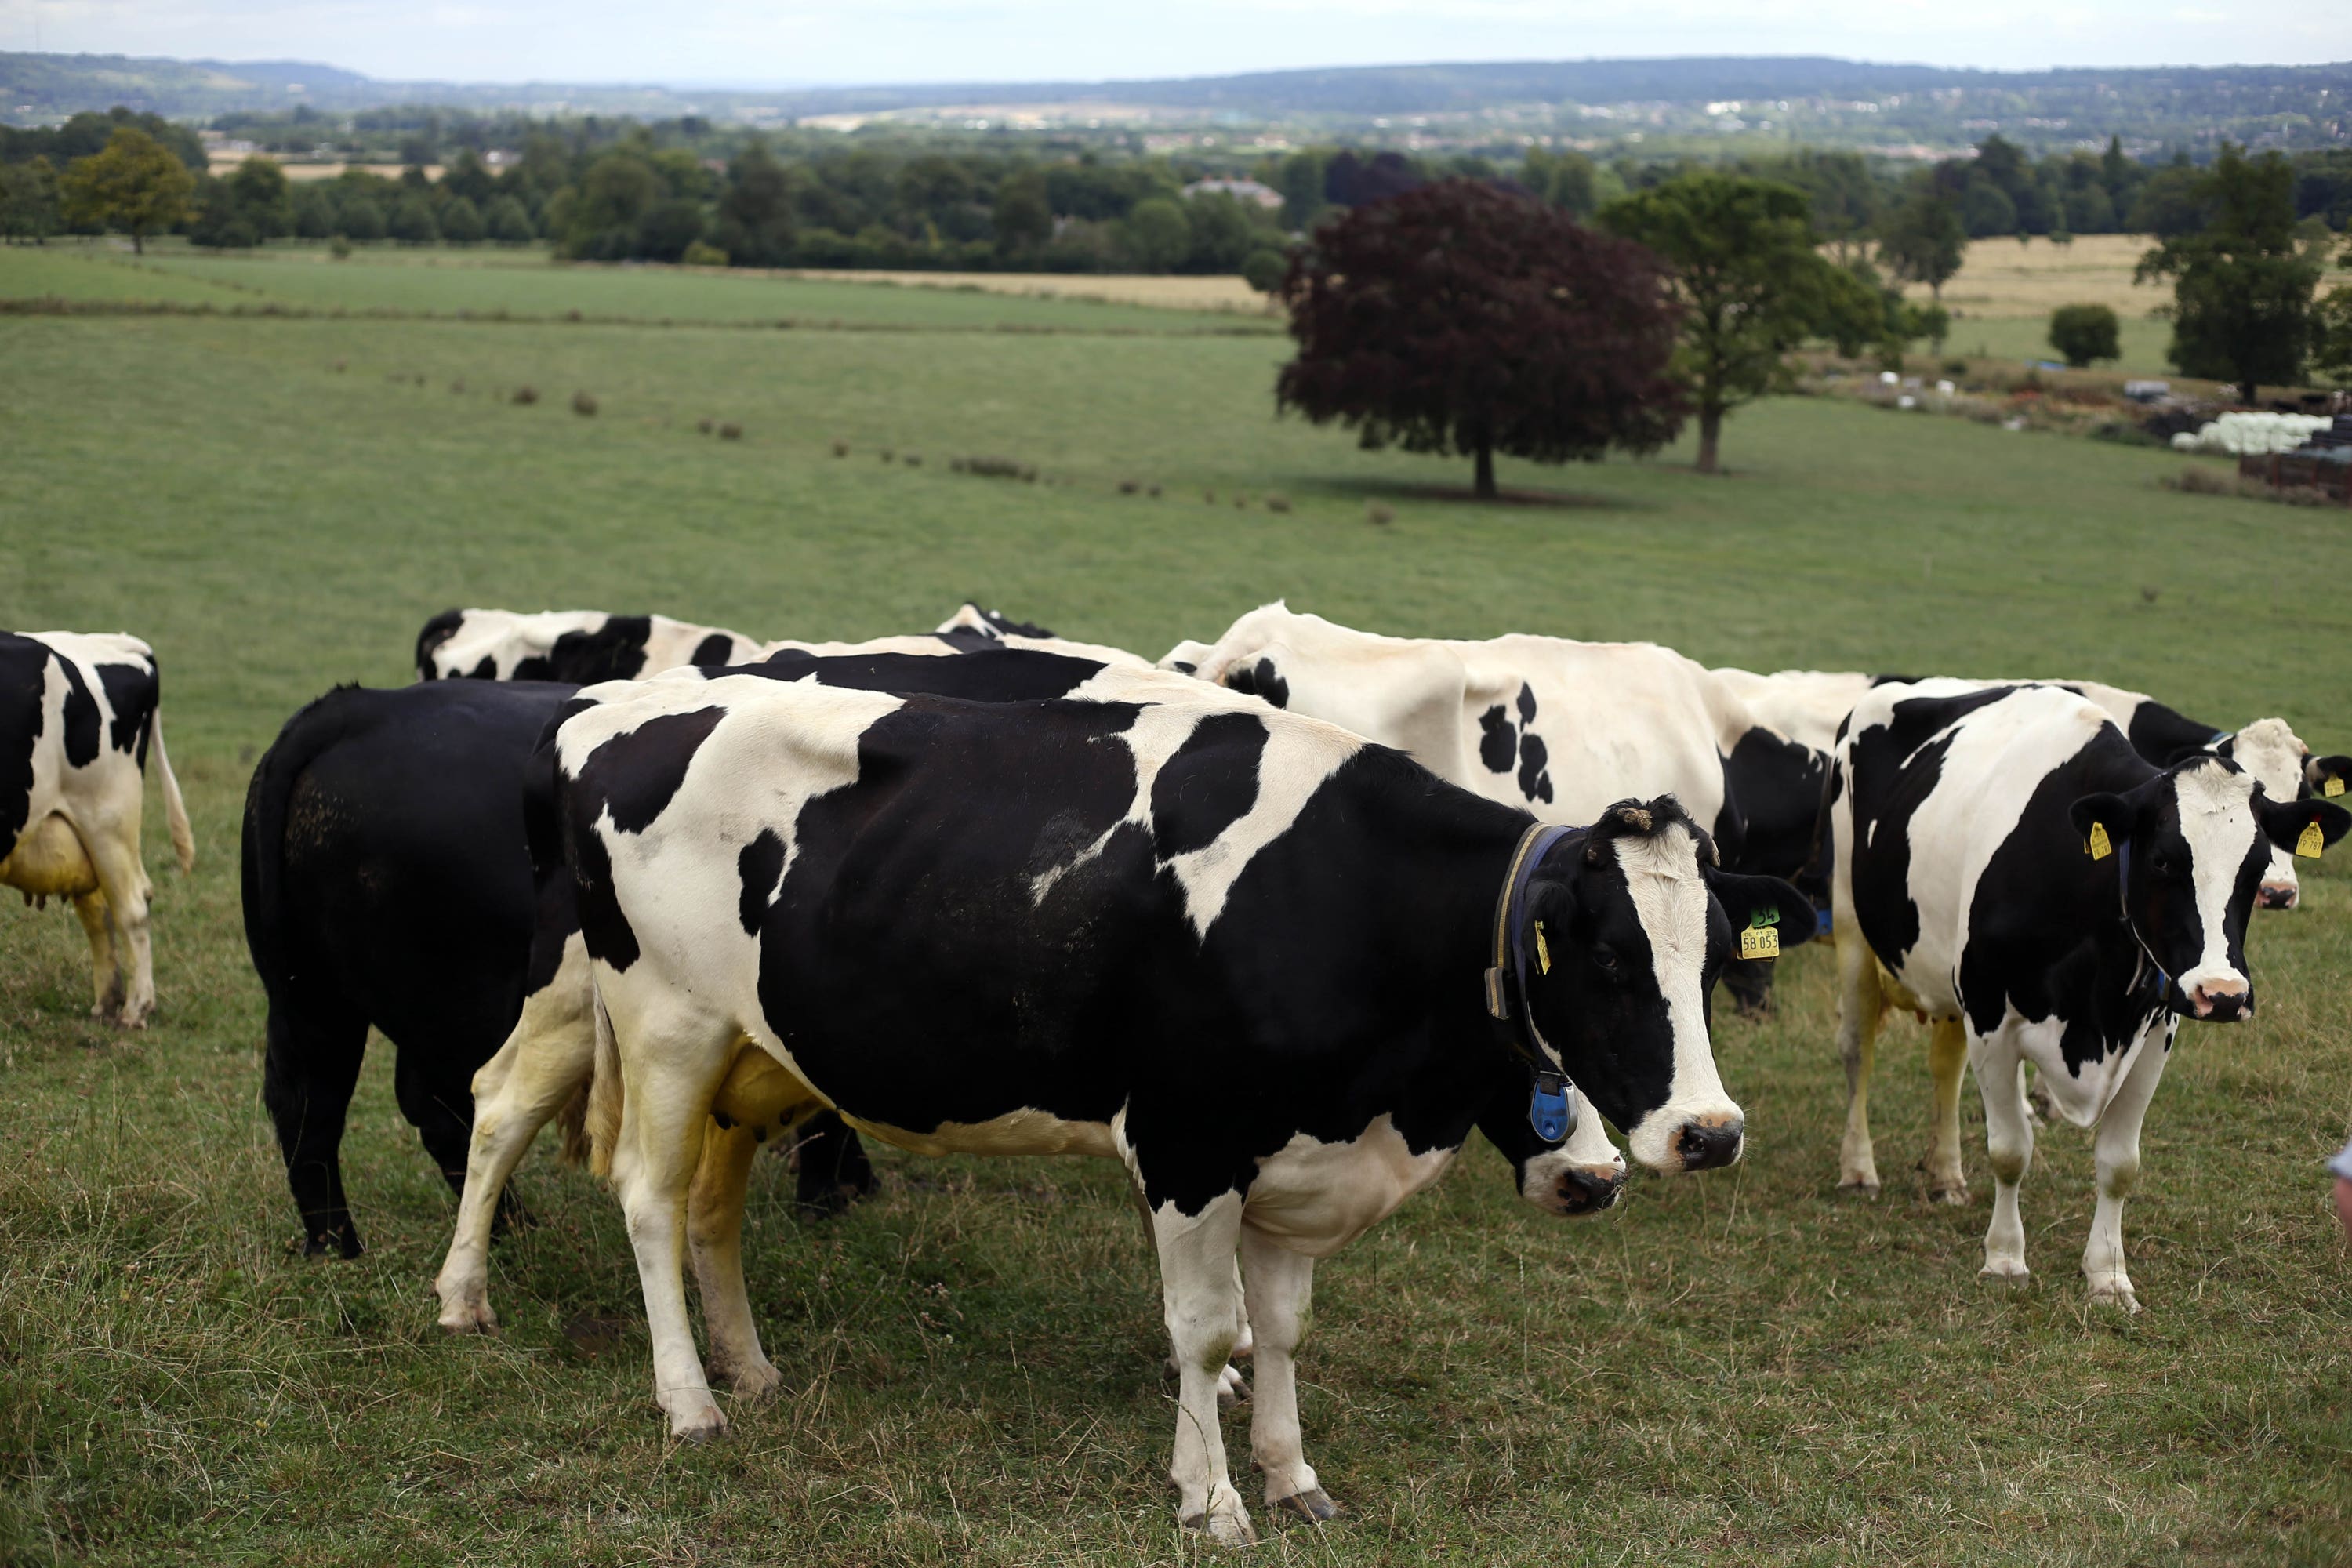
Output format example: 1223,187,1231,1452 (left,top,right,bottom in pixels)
1181,177,1284,211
